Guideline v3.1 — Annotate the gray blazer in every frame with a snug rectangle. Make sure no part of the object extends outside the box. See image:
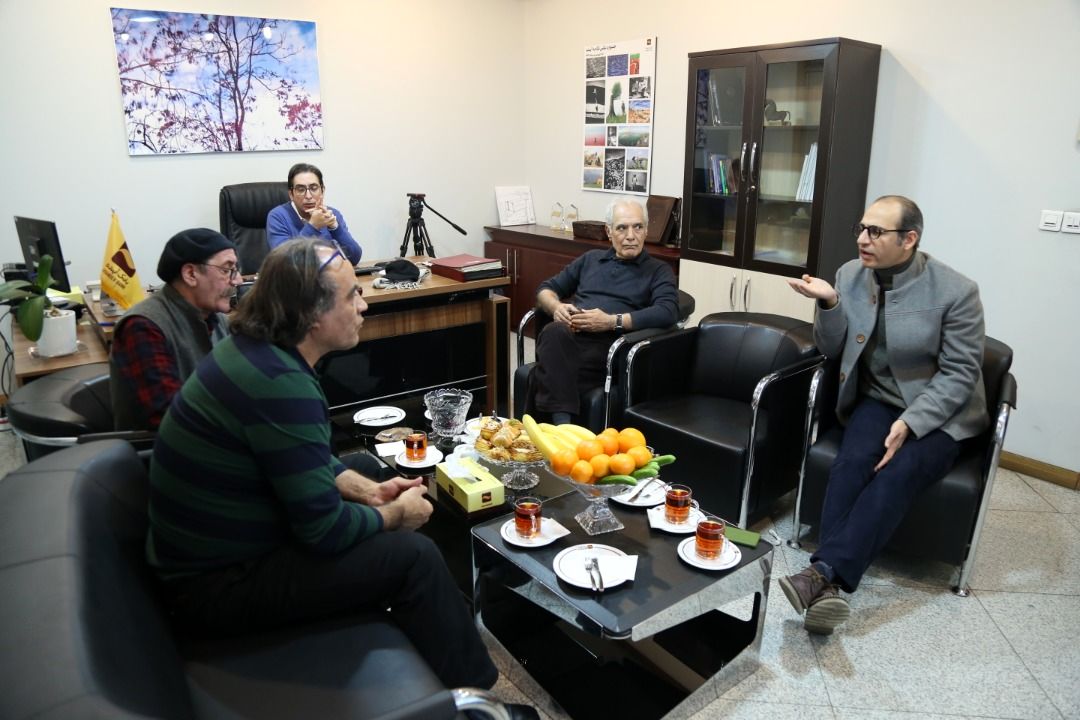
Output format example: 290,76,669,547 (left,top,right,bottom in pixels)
815,252,988,442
